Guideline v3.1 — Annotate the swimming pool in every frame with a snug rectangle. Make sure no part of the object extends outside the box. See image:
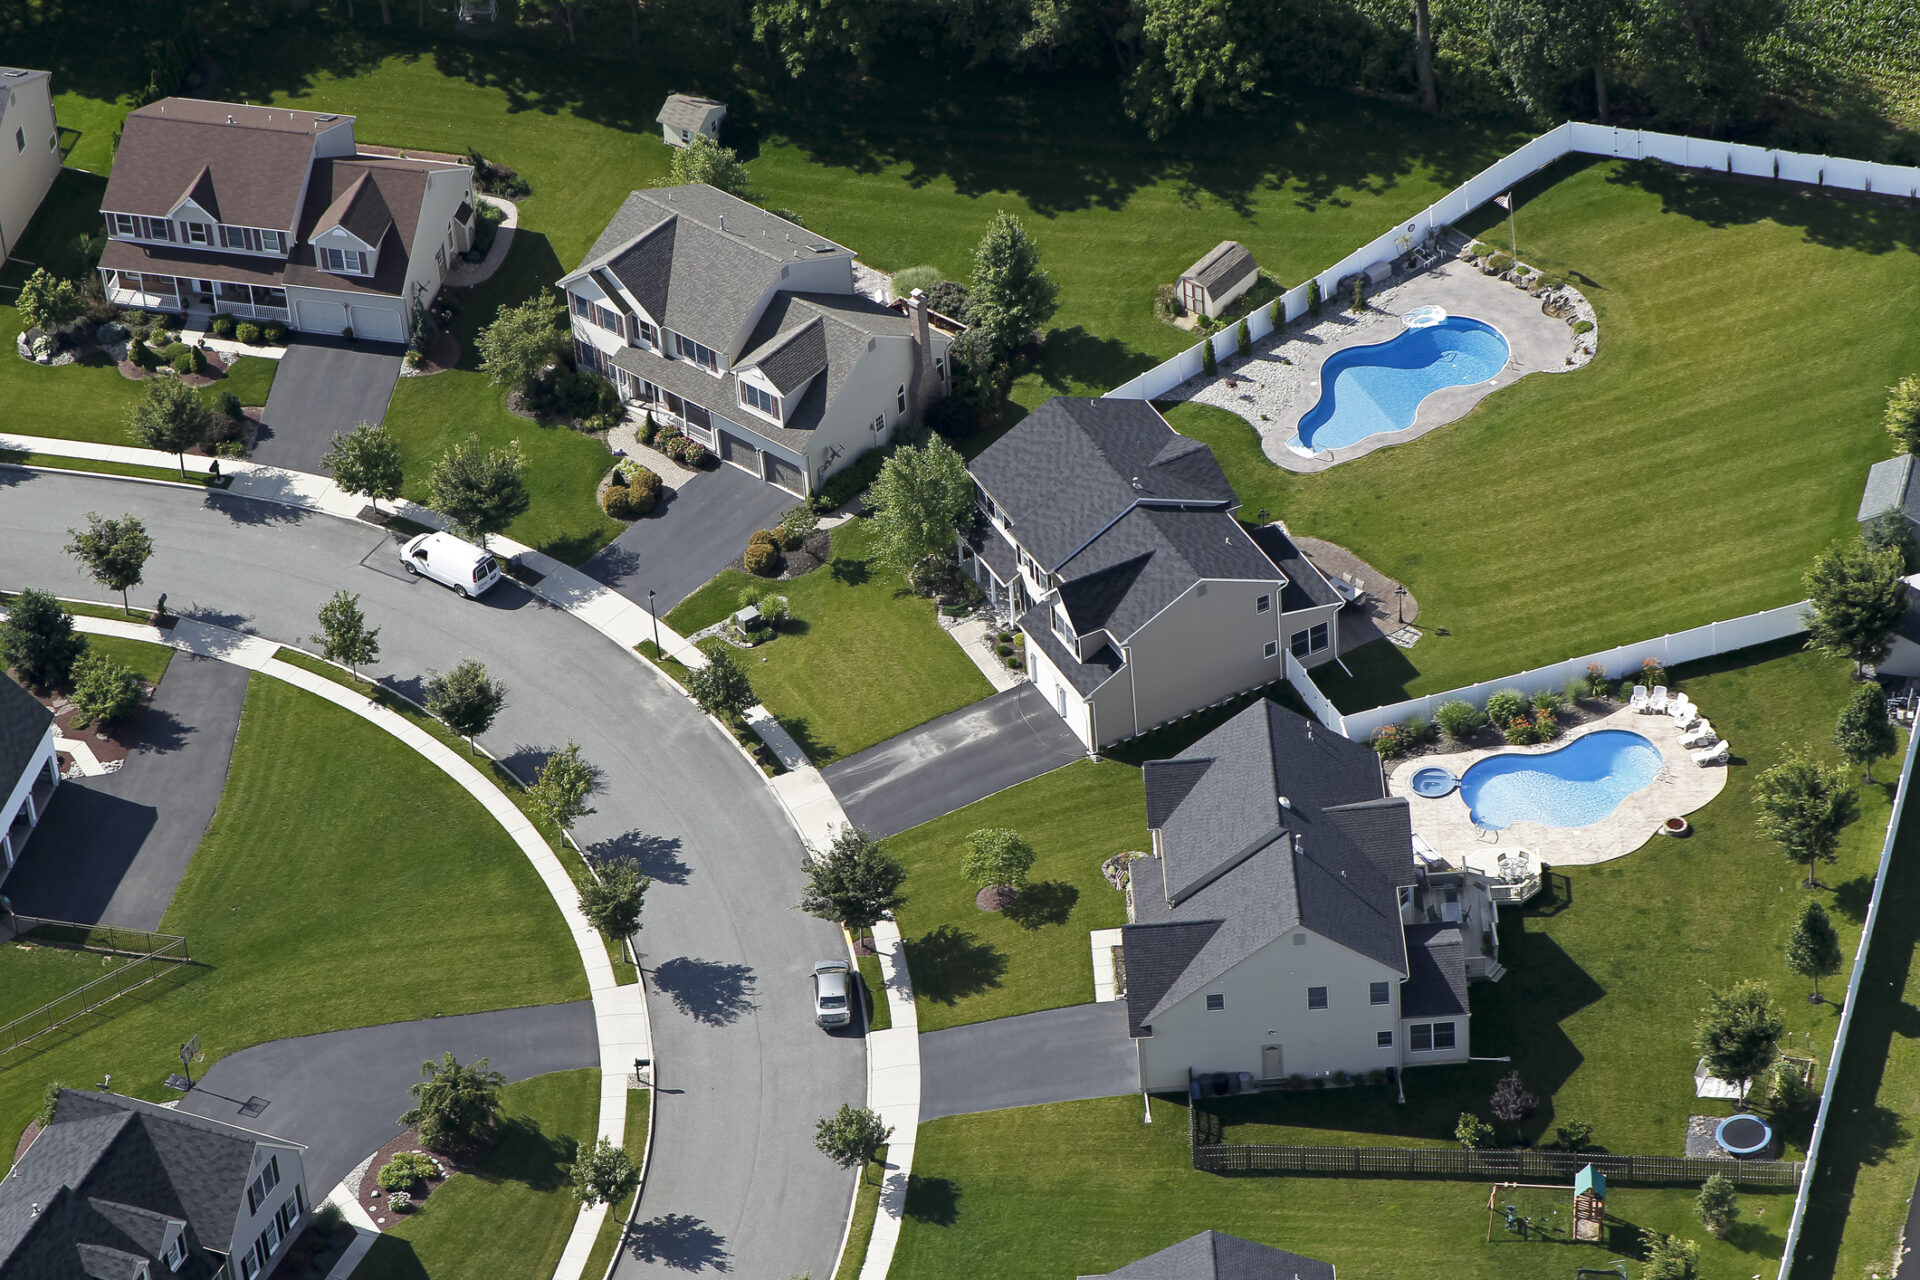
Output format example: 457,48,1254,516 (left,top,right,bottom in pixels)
1459,730,1662,830
1291,315,1510,453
